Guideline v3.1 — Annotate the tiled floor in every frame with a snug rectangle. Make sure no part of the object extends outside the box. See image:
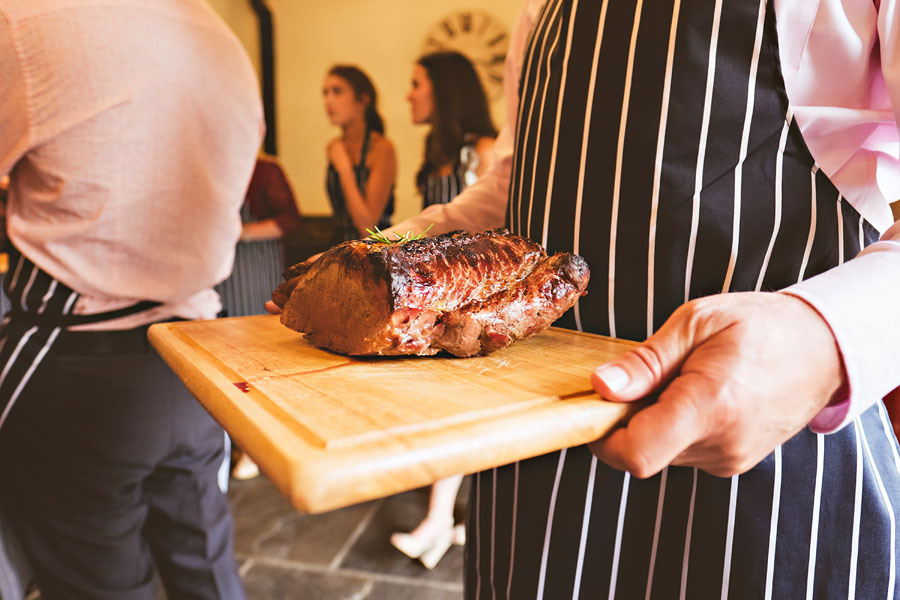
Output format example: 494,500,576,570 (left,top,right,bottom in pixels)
226,475,469,600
